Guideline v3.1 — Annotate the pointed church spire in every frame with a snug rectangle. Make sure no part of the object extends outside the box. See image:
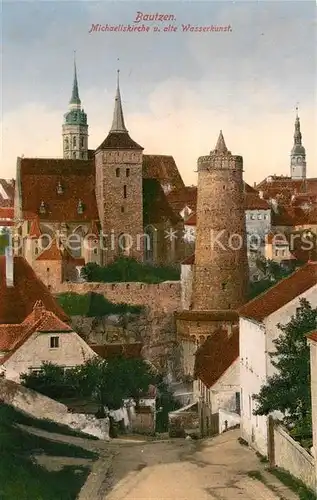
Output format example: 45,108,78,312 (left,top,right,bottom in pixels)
110,70,128,133
293,105,302,146
213,130,228,154
69,52,81,106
